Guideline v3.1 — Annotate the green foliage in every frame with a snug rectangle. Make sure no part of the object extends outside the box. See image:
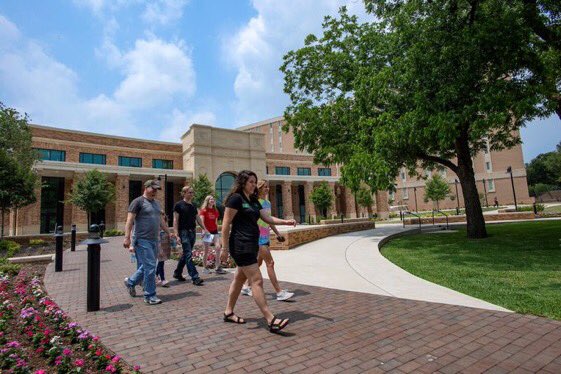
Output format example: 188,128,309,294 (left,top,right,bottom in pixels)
0,240,21,263
309,182,333,218
103,229,124,237
29,239,47,247
192,174,214,208
67,170,115,224
0,263,21,275
355,187,374,209
281,3,552,238
424,174,451,210
526,142,561,196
